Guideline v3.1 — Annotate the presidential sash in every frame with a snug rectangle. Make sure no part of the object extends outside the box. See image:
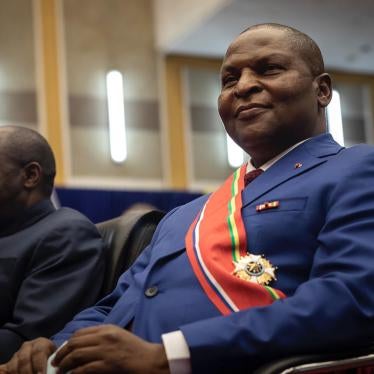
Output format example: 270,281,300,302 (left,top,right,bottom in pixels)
185,165,286,315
